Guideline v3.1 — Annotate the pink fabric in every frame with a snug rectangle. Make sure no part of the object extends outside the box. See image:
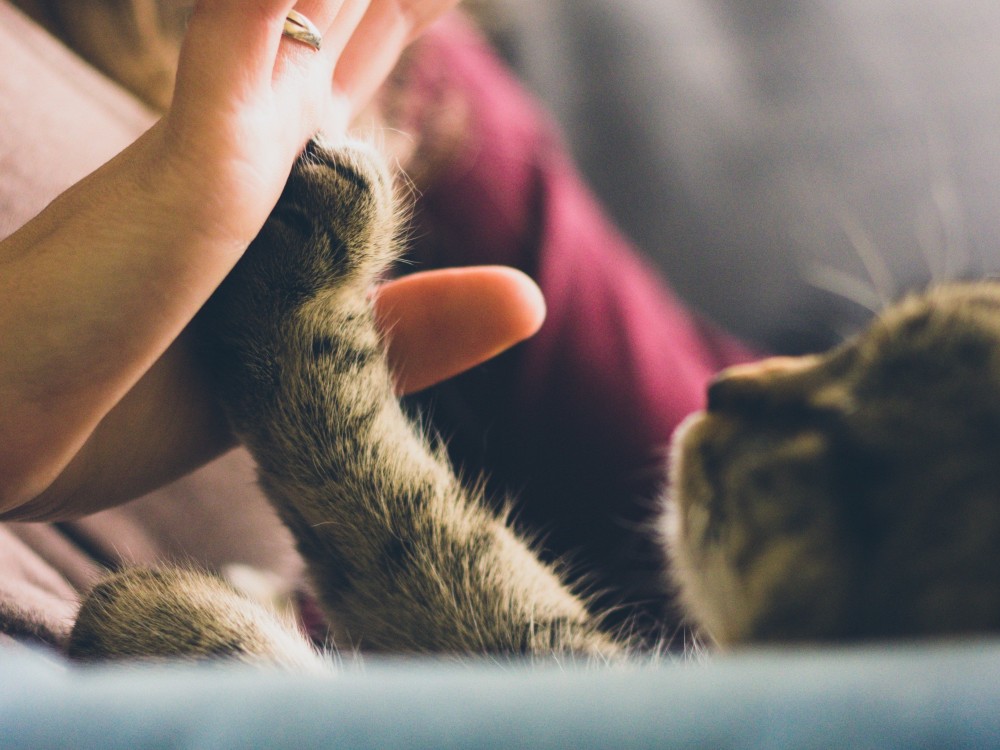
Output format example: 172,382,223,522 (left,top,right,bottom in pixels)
407,21,755,450
0,2,156,237
400,20,756,631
